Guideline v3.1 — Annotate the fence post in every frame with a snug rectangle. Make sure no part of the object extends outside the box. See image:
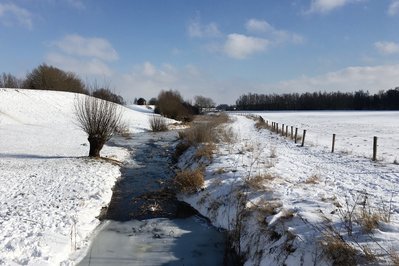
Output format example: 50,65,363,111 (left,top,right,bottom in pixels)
291,126,293,139
276,123,279,134
331,134,336,153
301,130,306,147
294,128,298,143
286,125,288,137
373,136,377,161
282,124,285,136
